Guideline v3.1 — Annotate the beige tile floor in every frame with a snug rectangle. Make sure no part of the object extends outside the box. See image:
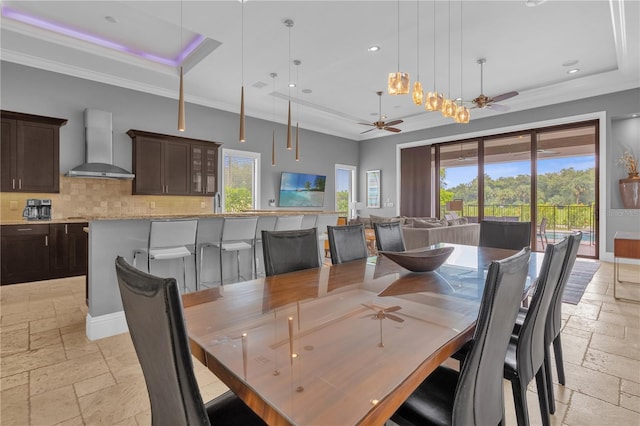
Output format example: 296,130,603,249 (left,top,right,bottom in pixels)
1,262,638,425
